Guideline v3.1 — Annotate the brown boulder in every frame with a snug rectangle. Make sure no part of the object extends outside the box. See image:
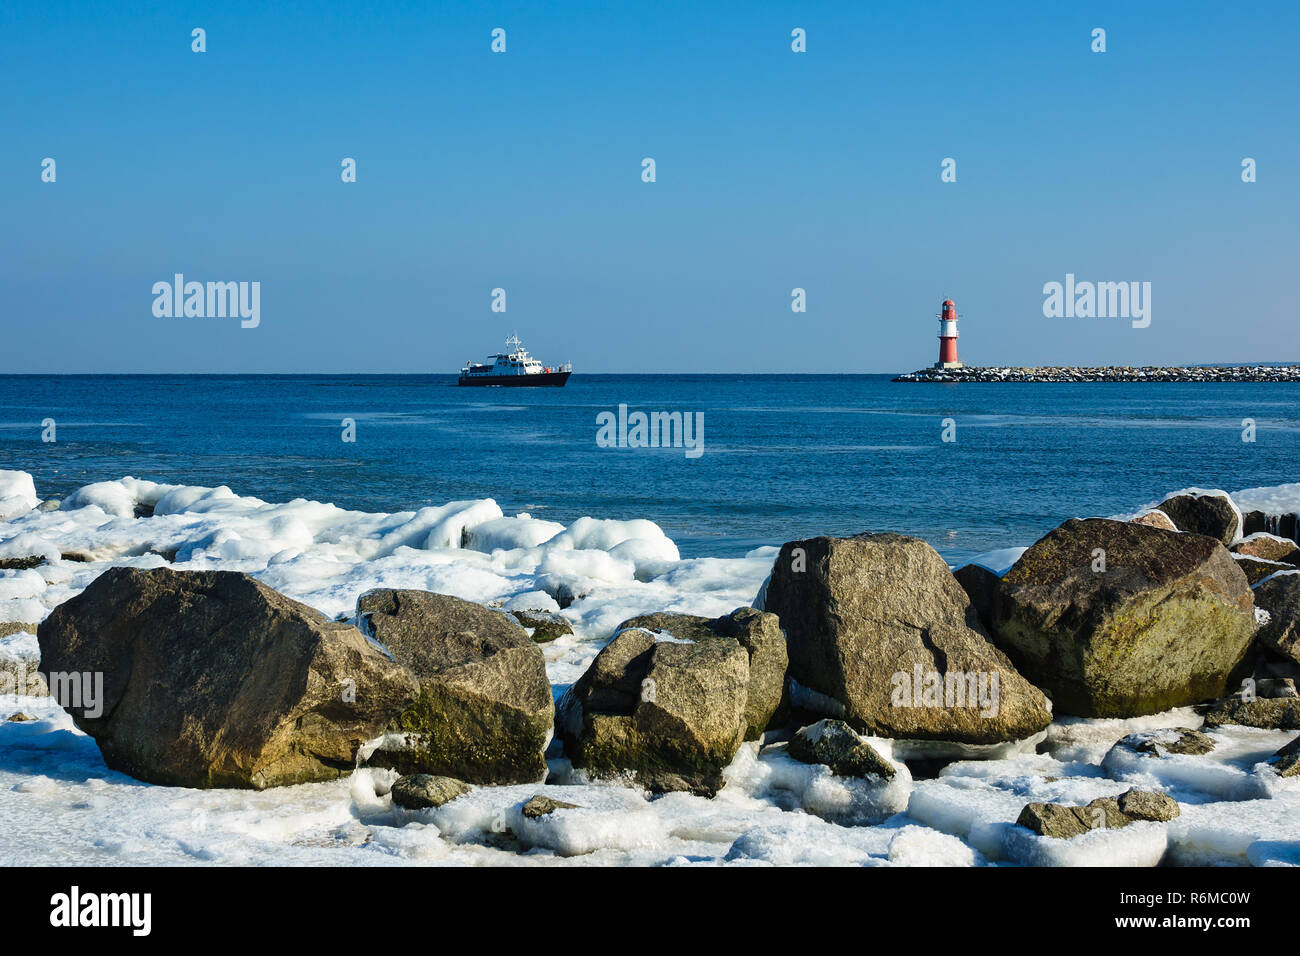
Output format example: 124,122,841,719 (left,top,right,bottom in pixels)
556,626,751,795
1233,534,1300,565
357,589,553,785
37,567,417,789
992,519,1257,717
1156,492,1241,546
614,607,788,739
1253,573,1300,667
760,533,1052,744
